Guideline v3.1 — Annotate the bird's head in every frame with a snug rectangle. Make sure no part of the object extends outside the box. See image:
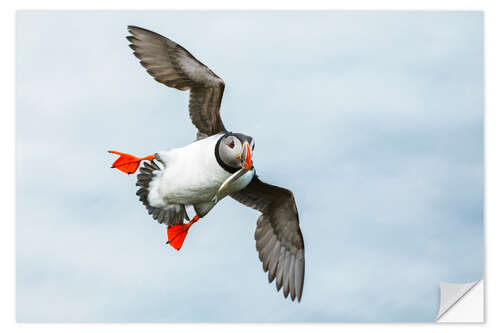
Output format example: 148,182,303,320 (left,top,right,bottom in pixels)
217,133,255,171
